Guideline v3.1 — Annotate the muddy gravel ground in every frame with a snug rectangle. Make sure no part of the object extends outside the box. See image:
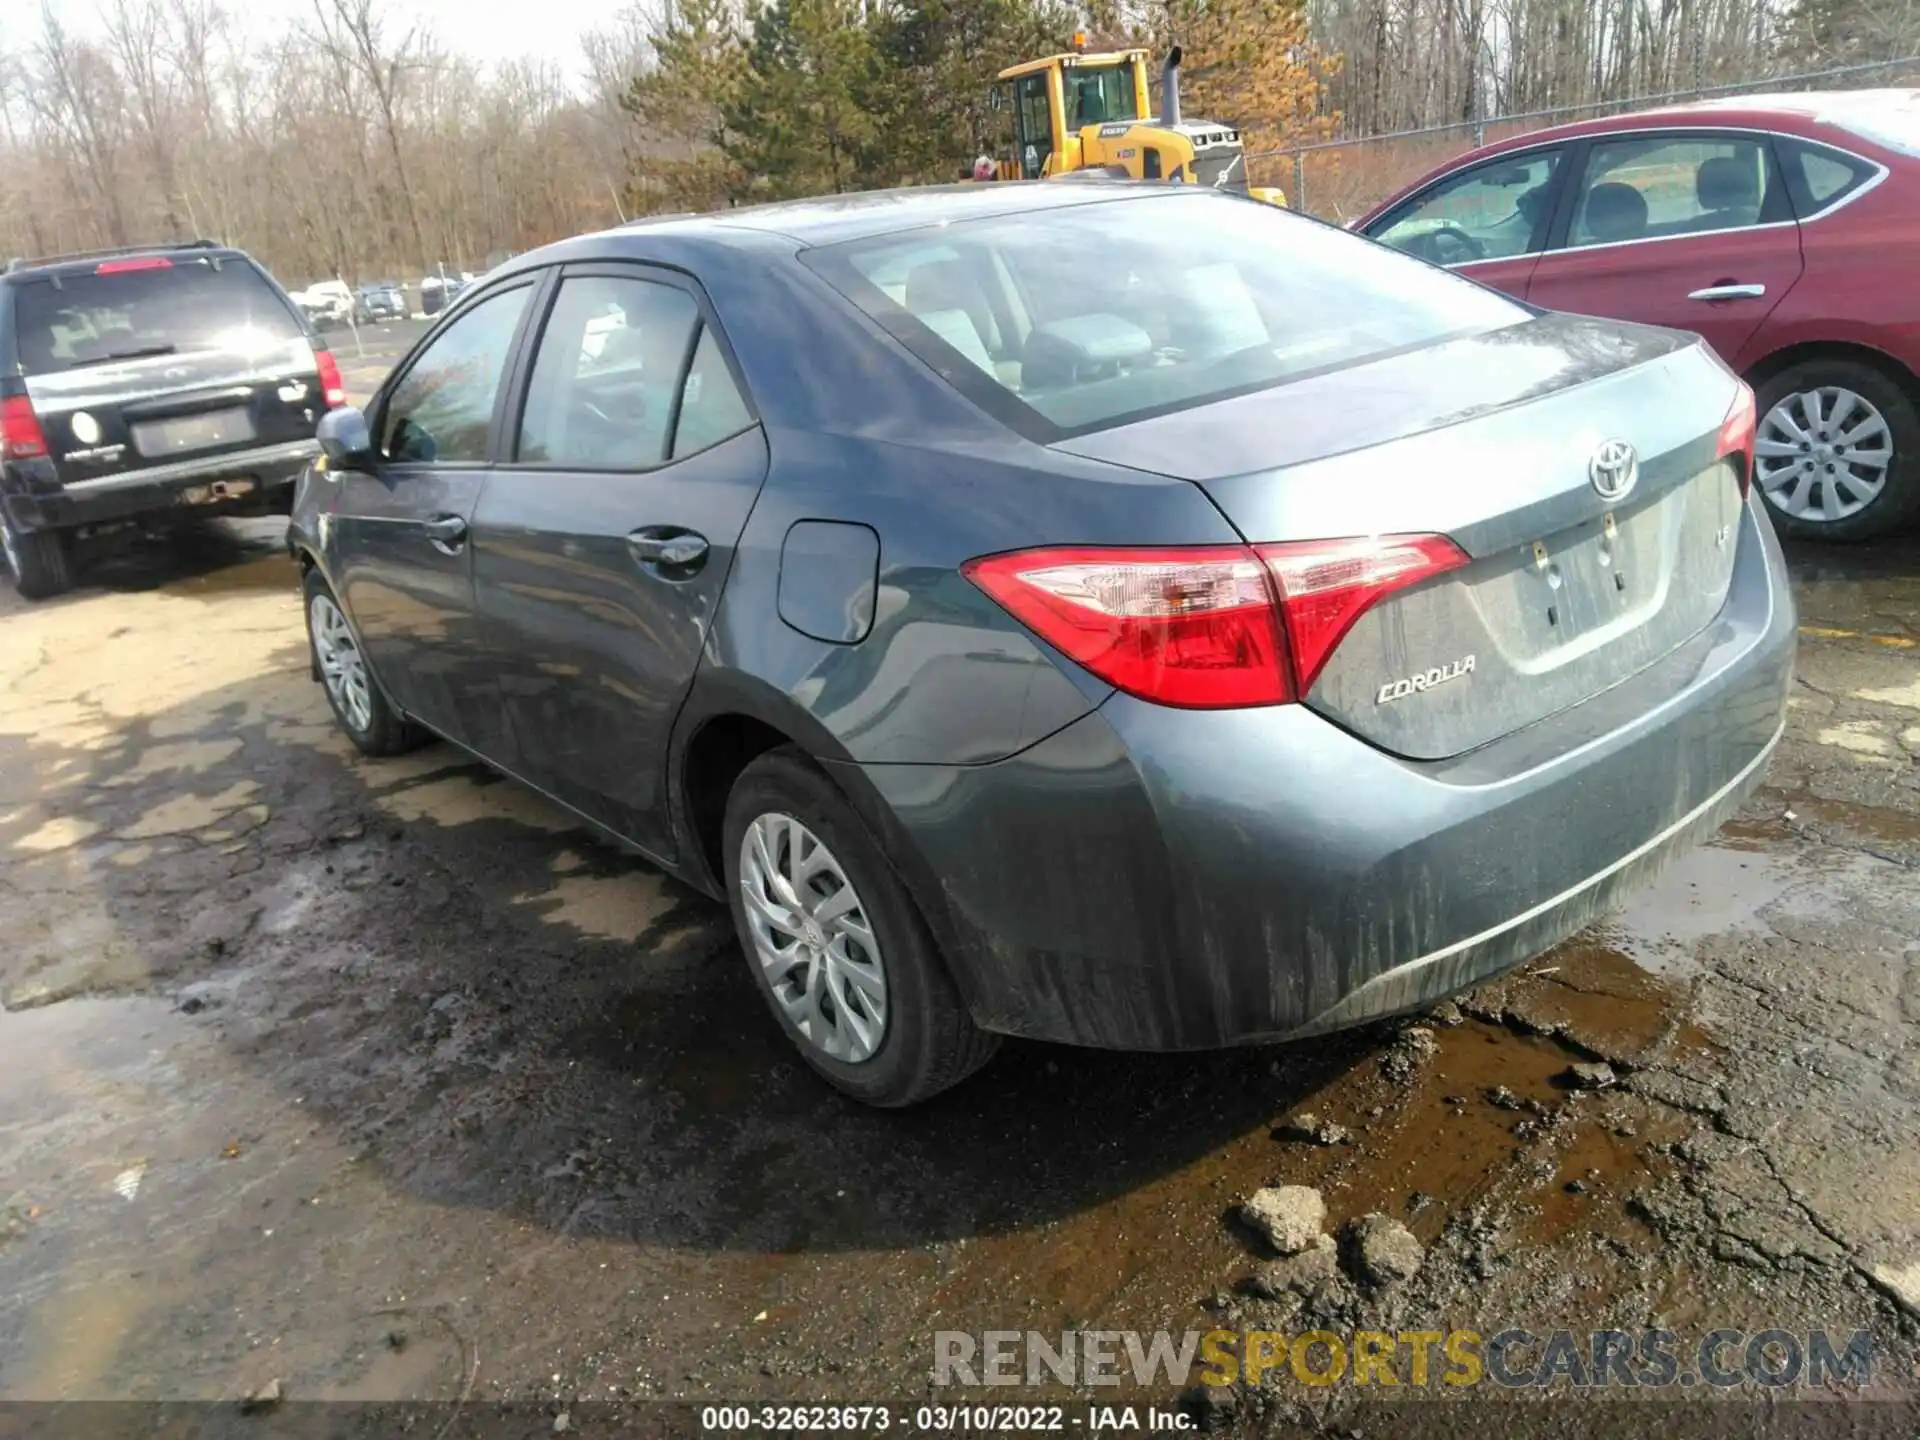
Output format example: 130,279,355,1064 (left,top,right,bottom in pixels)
1,427,1918,1433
